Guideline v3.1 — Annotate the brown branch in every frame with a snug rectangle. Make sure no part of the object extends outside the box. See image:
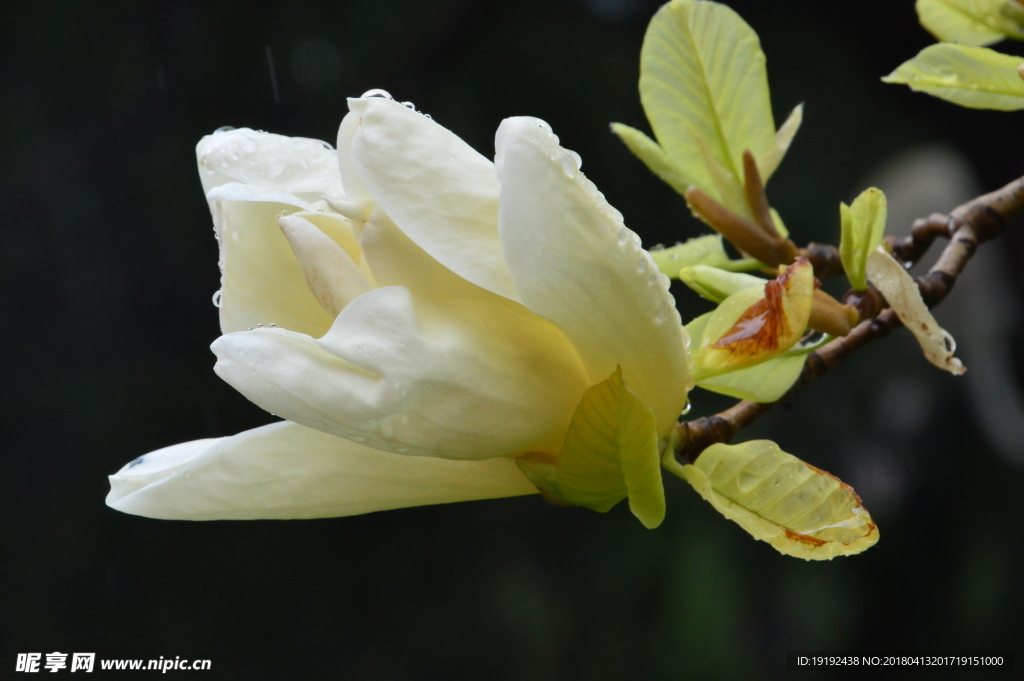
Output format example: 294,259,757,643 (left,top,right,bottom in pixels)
674,173,1024,464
